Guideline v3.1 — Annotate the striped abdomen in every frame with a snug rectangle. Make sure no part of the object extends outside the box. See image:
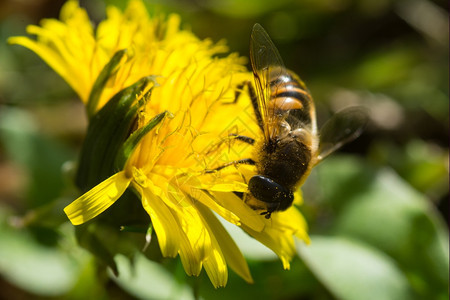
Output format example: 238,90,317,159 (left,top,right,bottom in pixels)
268,70,314,127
